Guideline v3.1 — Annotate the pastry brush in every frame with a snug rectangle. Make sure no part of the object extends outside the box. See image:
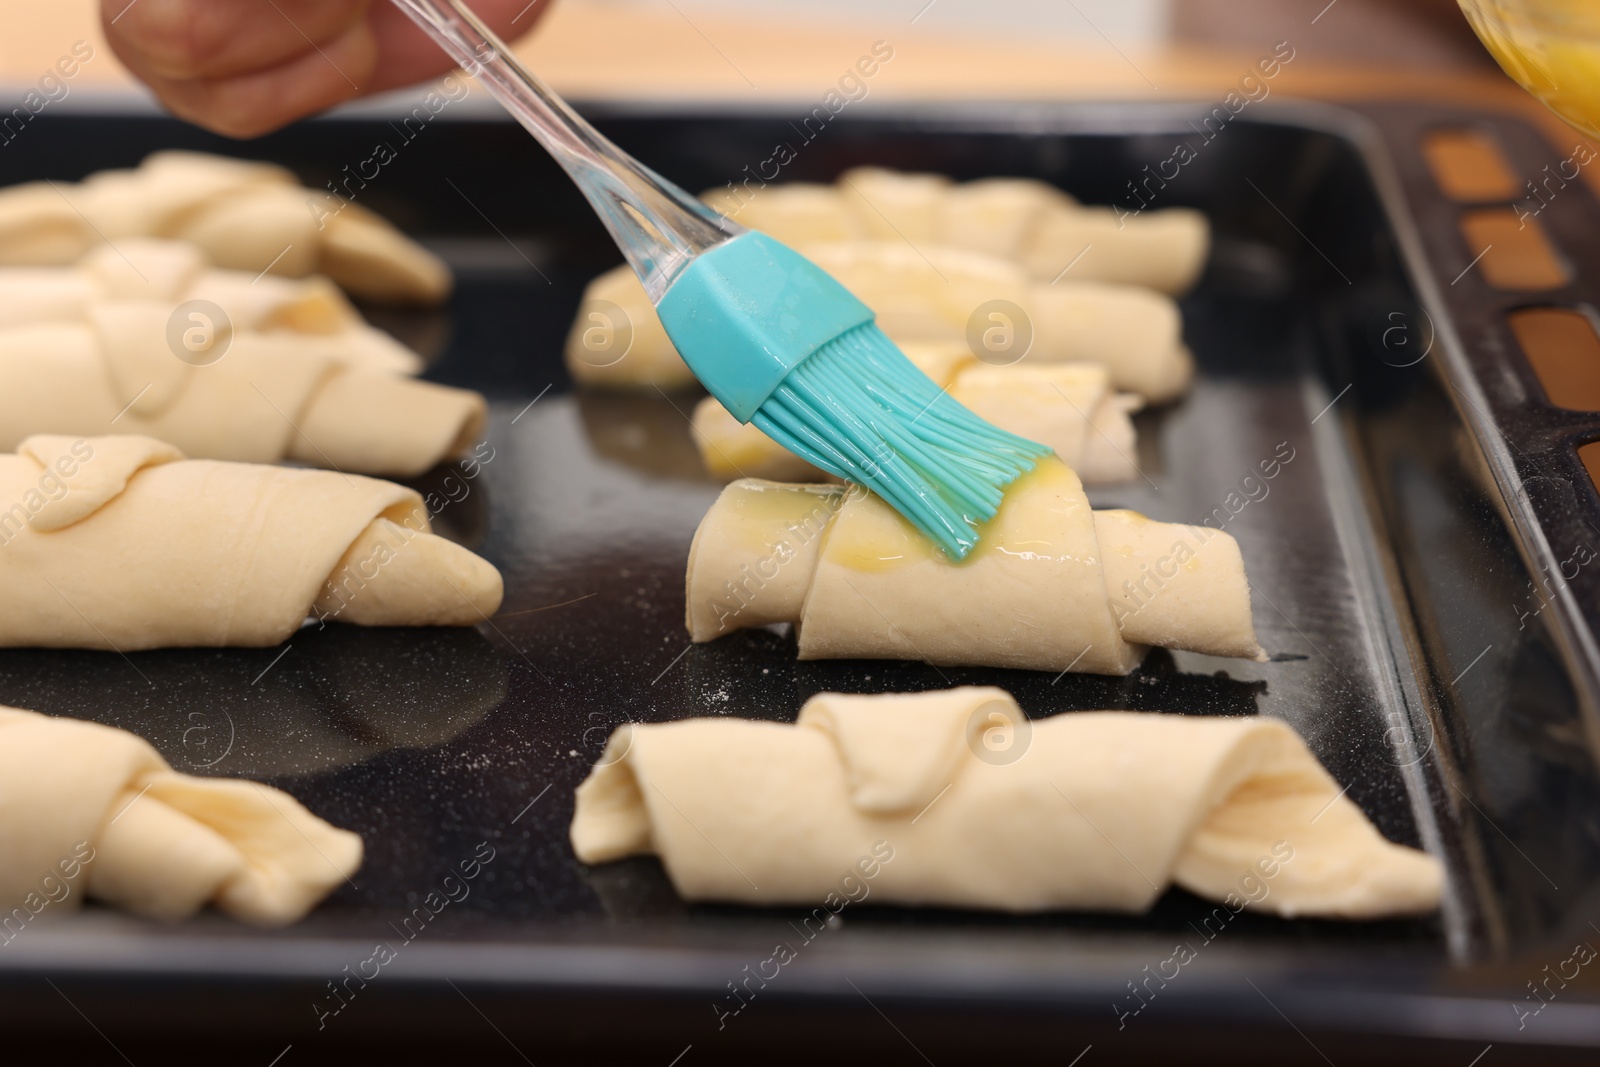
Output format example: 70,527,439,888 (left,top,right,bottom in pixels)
392,0,1049,559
